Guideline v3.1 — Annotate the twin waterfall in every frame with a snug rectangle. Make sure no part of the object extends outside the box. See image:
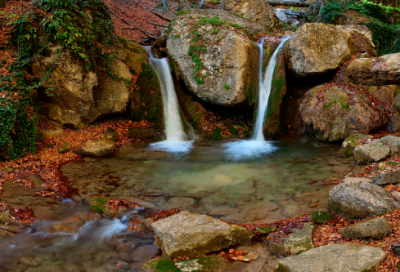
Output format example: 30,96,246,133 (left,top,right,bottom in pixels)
146,48,193,153
223,36,290,159
146,36,290,157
